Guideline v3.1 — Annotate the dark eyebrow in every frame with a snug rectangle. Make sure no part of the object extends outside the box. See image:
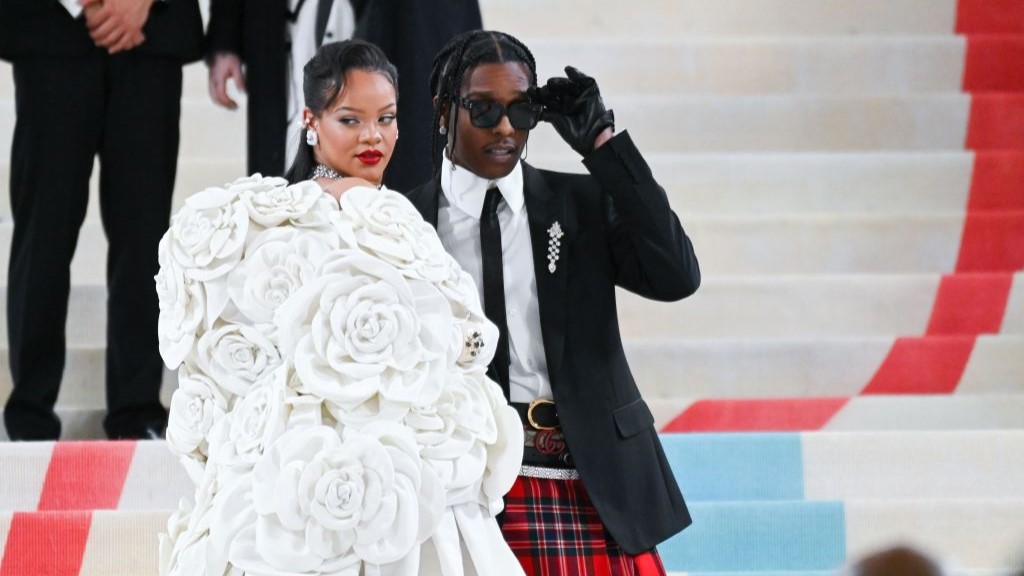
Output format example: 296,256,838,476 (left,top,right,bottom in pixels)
333,103,397,113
